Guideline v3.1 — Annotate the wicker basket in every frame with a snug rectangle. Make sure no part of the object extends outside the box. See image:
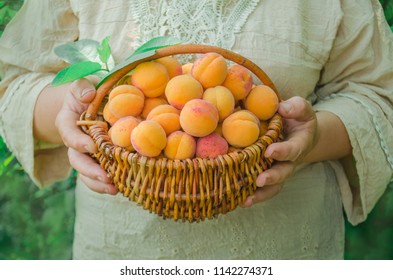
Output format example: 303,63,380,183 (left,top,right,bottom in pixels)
79,44,284,222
